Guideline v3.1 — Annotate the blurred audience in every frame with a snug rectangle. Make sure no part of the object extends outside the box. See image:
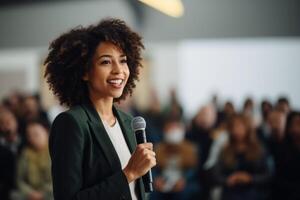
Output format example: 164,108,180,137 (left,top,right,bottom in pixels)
151,117,198,200
267,109,287,158
0,109,24,155
242,98,254,118
276,97,290,115
2,92,24,120
163,89,184,121
0,144,16,199
1,89,300,200
142,89,164,144
186,104,217,199
18,95,51,138
271,111,300,200
213,114,271,200
256,100,273,148
216,101,236,128
0,109,24,199
12,122,52,200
